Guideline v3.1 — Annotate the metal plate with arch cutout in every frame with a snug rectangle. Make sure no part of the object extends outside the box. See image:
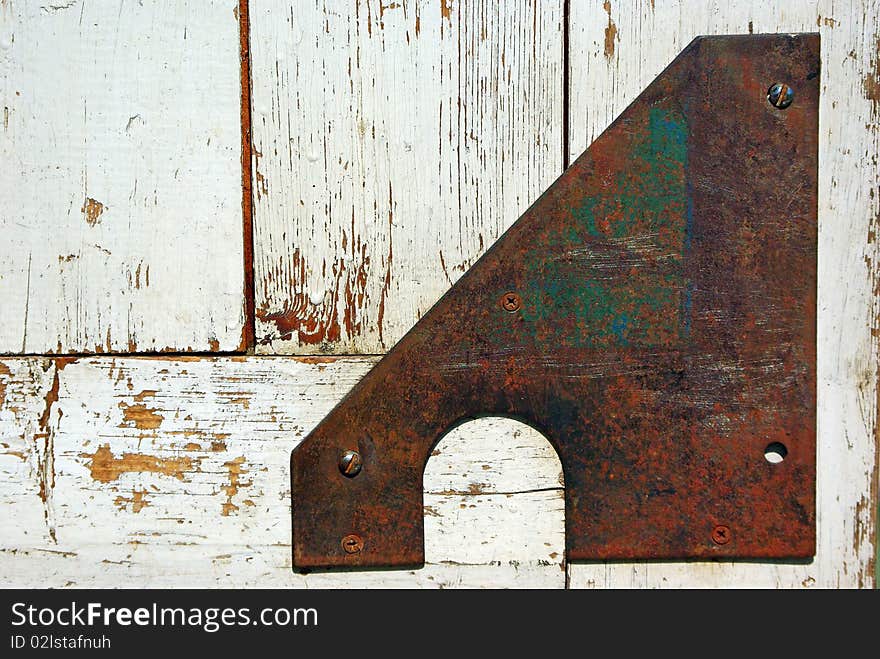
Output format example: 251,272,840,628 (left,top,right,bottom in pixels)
291,33,819,569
